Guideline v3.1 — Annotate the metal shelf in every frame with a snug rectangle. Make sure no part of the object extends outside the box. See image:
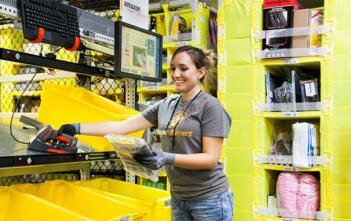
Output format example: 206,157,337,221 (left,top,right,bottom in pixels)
255,206,328,221
0,48,116,79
